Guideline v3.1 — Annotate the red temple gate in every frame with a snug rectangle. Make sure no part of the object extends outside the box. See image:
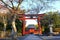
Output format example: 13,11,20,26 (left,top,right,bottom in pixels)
18,14,44,35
